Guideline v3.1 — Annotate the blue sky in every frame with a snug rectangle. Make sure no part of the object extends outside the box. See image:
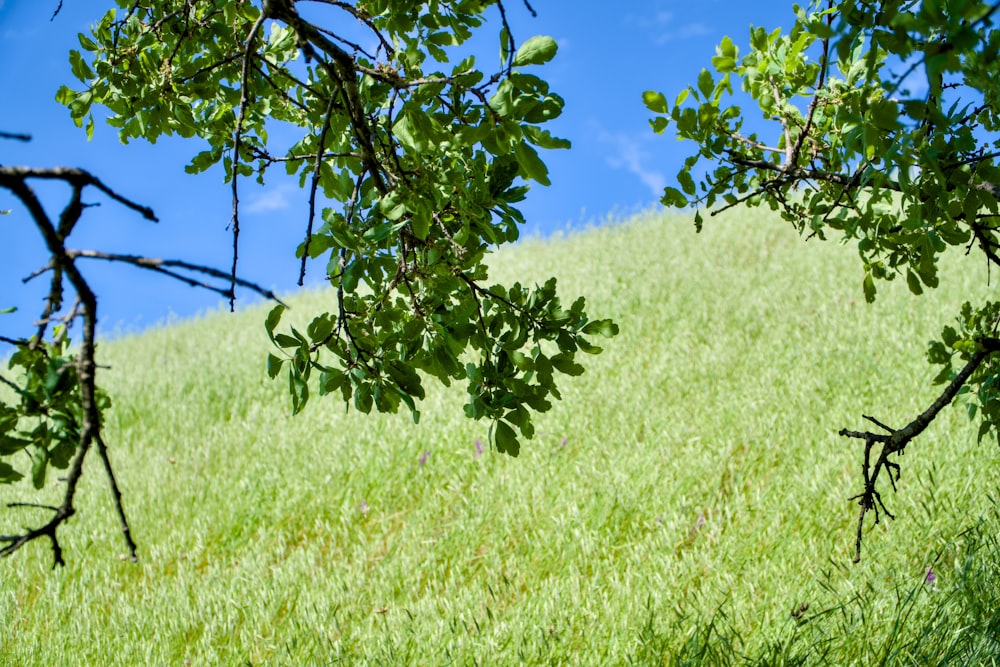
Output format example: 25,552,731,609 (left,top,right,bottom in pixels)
0,1,797,339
